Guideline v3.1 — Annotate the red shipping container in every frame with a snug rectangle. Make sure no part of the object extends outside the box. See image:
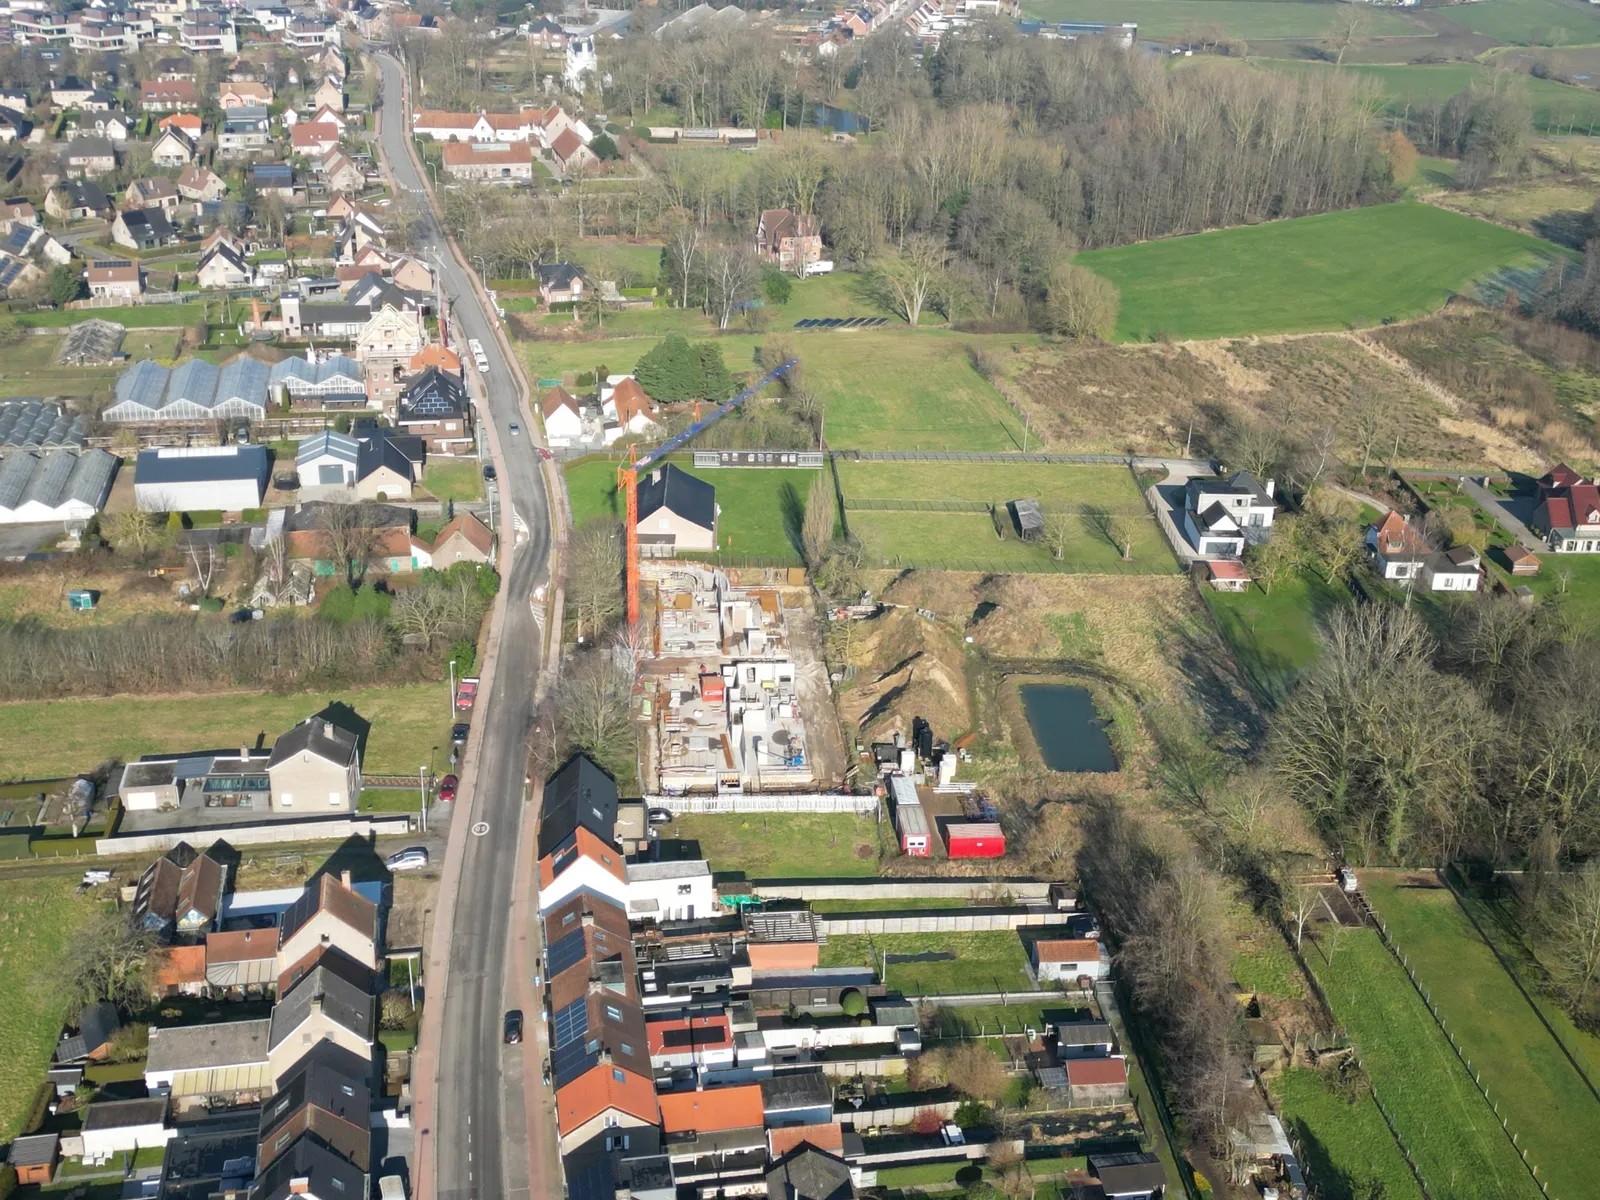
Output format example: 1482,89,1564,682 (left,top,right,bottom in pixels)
946,821,1005,859
700,673,726,703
